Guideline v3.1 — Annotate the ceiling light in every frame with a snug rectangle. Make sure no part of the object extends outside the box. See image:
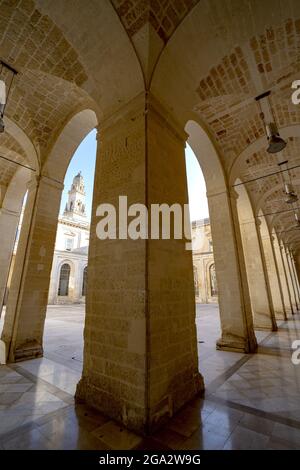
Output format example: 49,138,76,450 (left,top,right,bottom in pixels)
266,122,287,154
255,90,287,154
284,183,298,204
